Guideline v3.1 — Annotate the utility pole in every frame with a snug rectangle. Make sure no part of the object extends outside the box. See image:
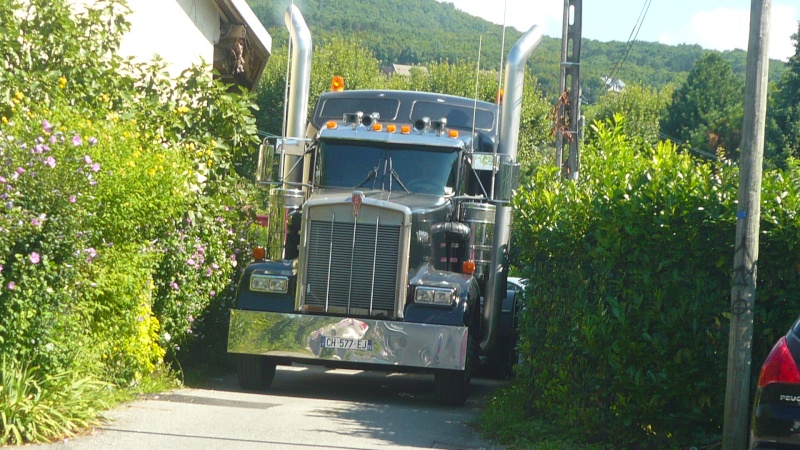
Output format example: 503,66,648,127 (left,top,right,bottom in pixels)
722,0,770,448
556,0,582,180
